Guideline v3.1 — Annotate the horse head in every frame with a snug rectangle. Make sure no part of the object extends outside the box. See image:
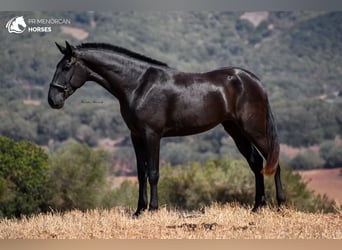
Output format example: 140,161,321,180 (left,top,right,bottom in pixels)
48,41,89,109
